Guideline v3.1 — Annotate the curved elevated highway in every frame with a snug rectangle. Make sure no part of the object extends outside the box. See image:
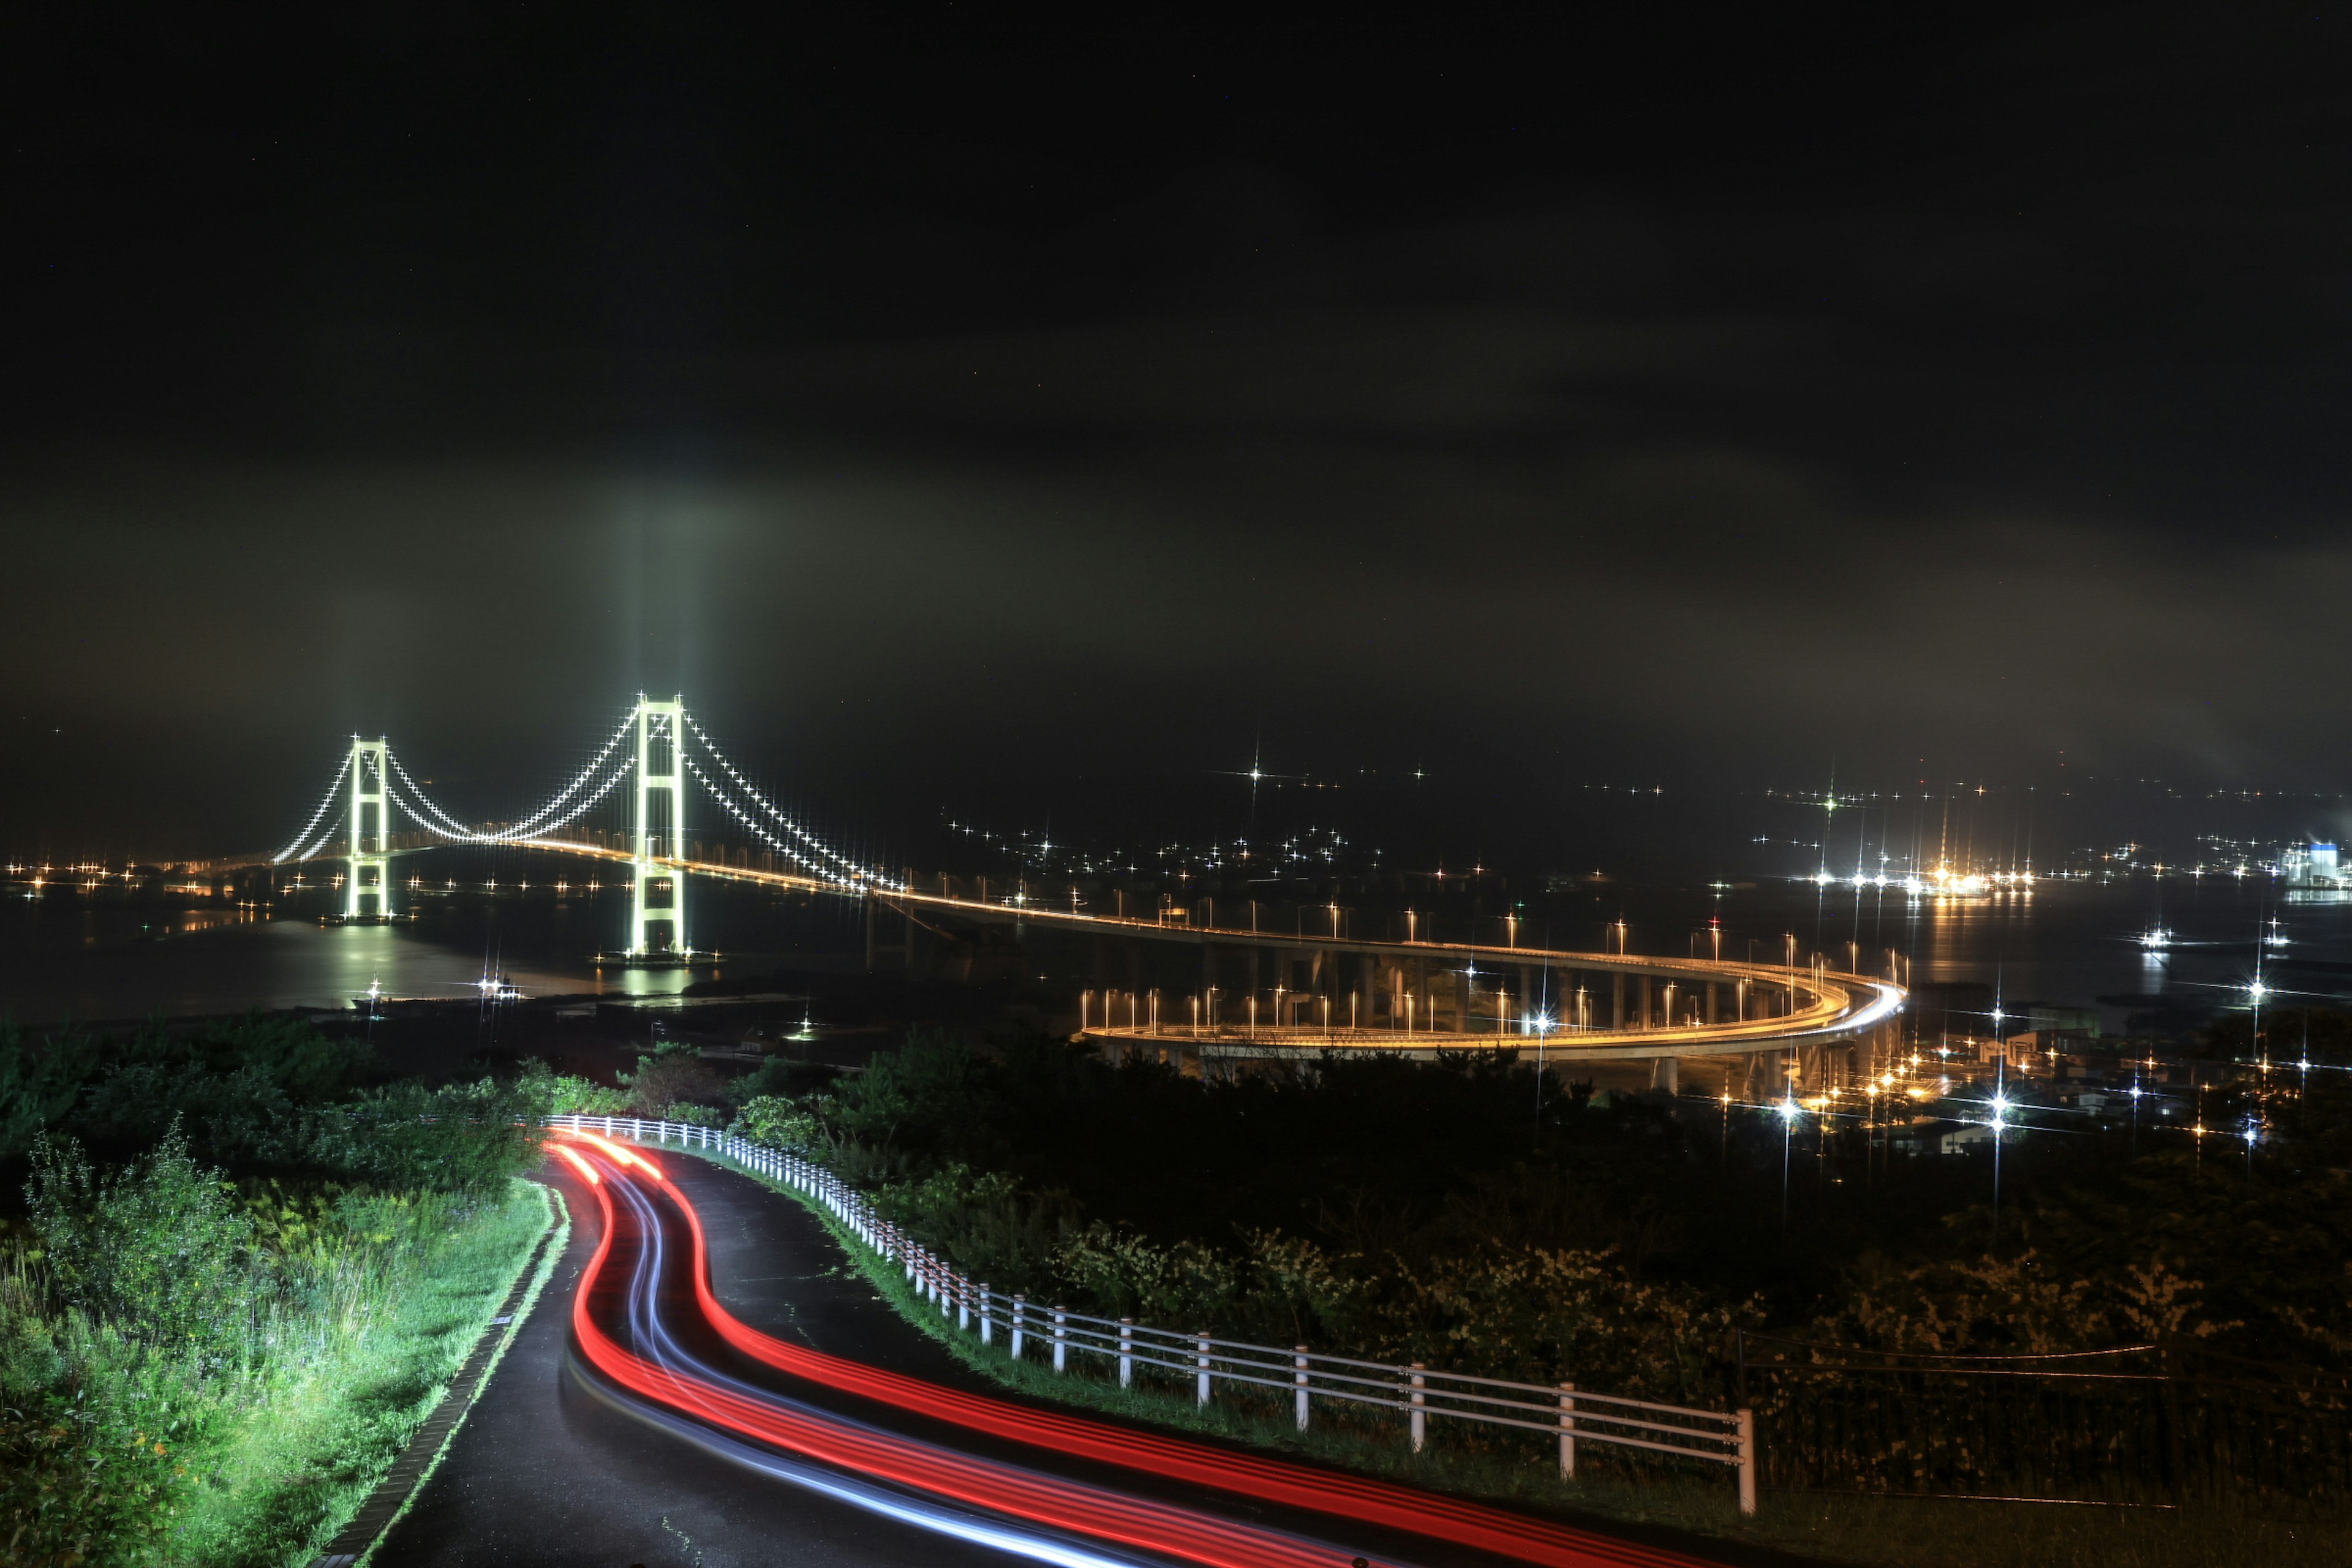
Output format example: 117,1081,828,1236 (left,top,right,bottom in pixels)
194,834,1905,1073
523,842,1908,1067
